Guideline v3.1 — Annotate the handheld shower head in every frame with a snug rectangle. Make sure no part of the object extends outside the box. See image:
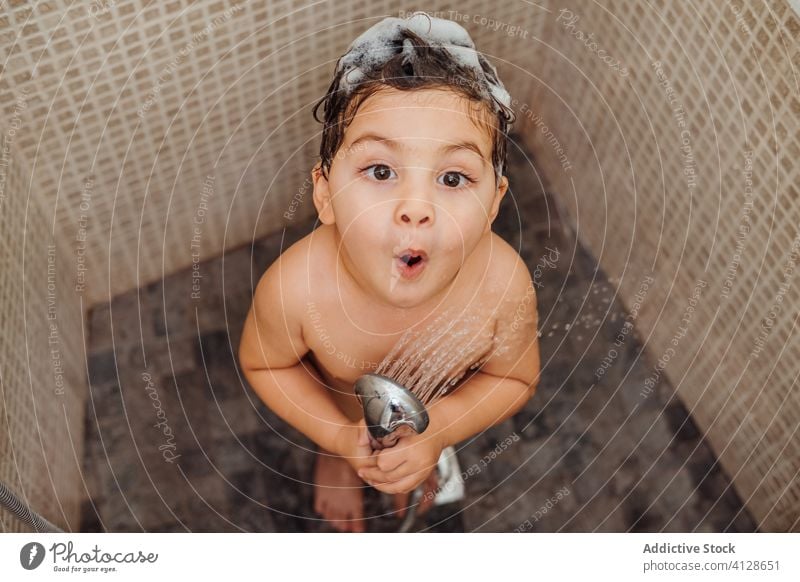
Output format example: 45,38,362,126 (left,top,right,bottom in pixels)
354,373,464,533
354,373,429,449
